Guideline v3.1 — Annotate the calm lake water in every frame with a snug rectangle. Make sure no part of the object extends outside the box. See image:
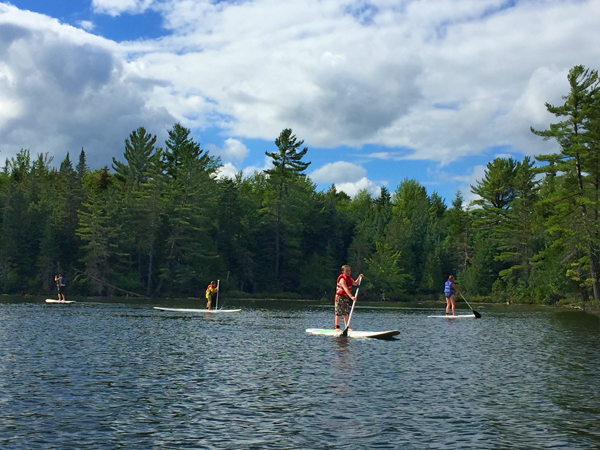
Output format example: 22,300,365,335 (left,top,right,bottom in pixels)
1,297,599,449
